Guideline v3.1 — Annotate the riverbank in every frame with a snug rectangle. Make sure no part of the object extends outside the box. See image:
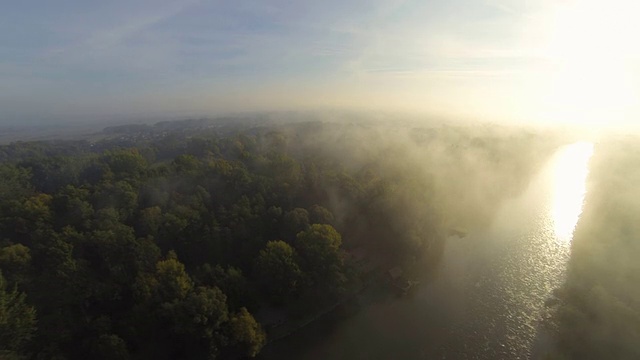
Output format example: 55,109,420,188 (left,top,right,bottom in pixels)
264,279,368,343
260,232,448,351
256,143,588,360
